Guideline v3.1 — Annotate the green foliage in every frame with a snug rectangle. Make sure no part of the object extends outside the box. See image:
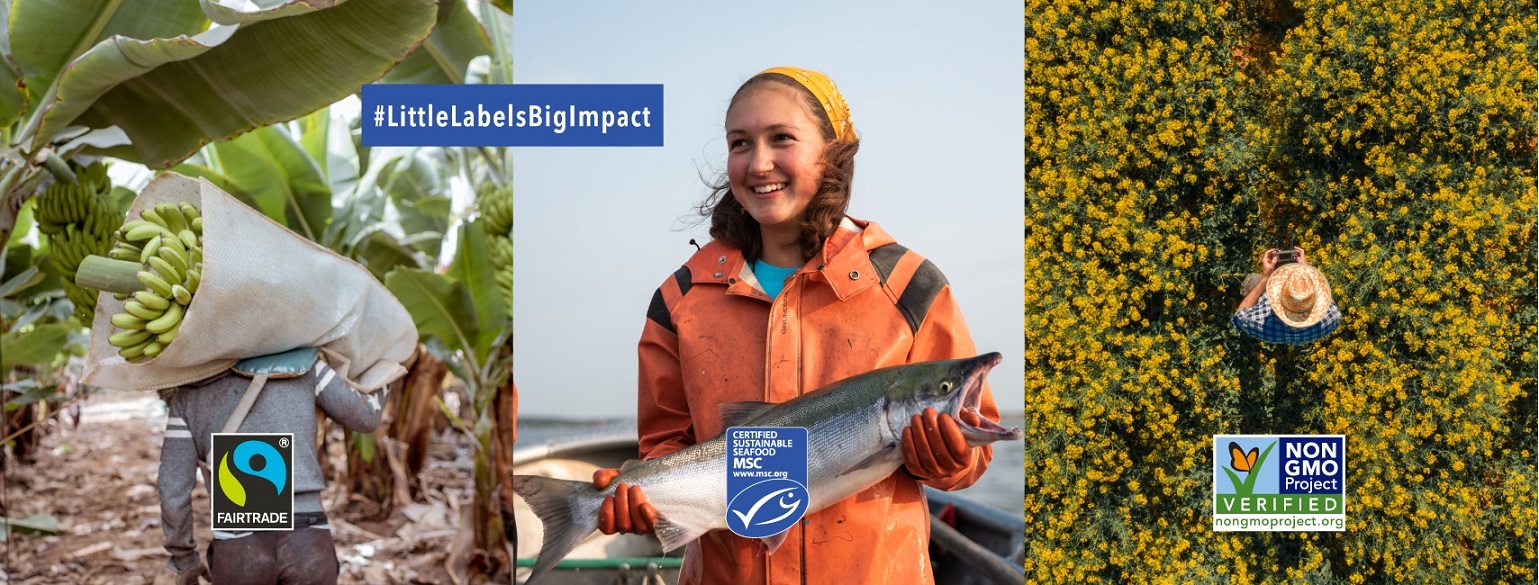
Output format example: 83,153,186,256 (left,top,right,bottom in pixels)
1,224,79,399
385,268,481,369
0,322,69,372
12,0,438,168
381,0,496,85
451,221,508,364
378,154,452,260
203,125,333,242
1025,0,1535,582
